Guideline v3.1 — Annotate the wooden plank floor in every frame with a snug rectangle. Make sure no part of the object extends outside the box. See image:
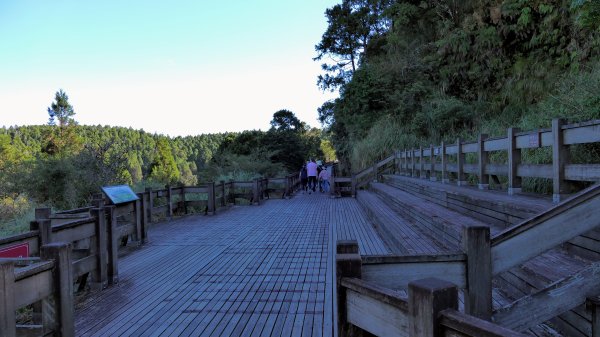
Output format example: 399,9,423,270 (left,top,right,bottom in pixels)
75,192,385,337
